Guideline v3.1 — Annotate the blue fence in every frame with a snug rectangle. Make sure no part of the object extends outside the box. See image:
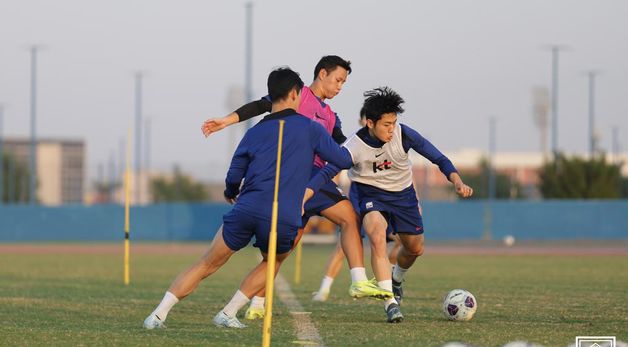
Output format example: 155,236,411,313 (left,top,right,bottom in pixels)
0,201,626,241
